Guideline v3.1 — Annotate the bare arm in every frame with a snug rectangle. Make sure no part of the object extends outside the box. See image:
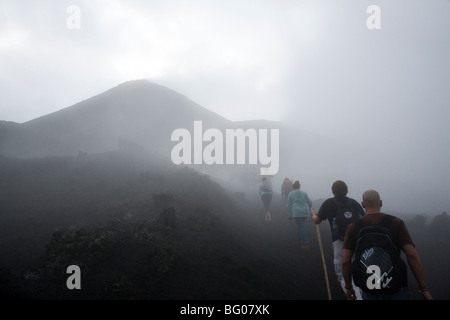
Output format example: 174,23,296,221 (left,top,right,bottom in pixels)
402,244,433,300
342,248,356,300
311,210,321,224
